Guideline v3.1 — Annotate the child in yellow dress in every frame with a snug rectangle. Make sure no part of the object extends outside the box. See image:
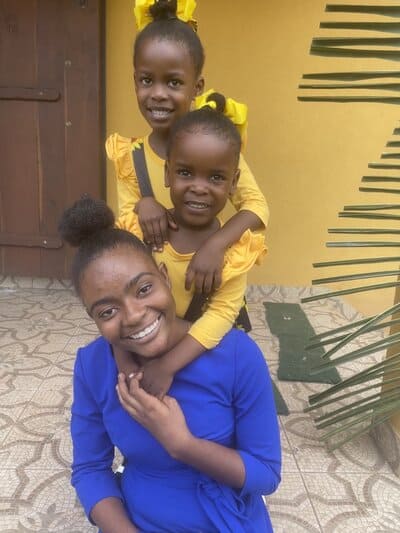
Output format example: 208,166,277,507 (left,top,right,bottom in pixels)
116,93,267,396
106,0,268,298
